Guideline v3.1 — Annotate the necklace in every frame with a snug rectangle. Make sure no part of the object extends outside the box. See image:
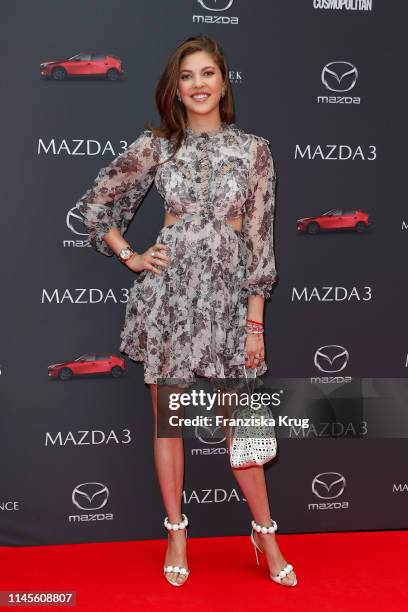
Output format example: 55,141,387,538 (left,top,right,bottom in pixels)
185,121,231,138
